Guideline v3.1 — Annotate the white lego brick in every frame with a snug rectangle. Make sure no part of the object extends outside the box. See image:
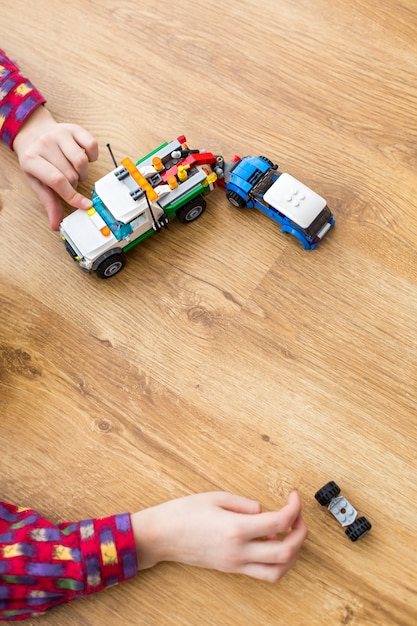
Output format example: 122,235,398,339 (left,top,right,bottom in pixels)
263,172,327,228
